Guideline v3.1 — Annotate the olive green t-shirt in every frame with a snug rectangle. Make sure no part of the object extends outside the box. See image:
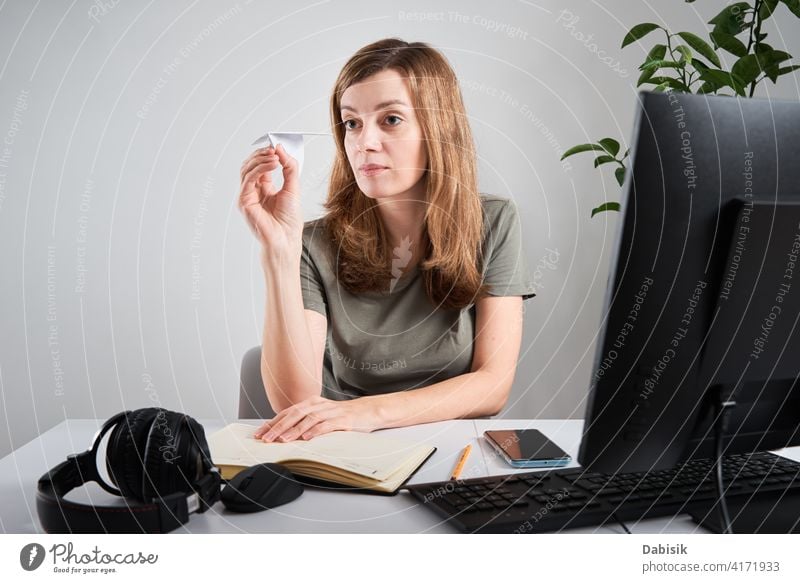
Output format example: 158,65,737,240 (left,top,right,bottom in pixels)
299,194,537,400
